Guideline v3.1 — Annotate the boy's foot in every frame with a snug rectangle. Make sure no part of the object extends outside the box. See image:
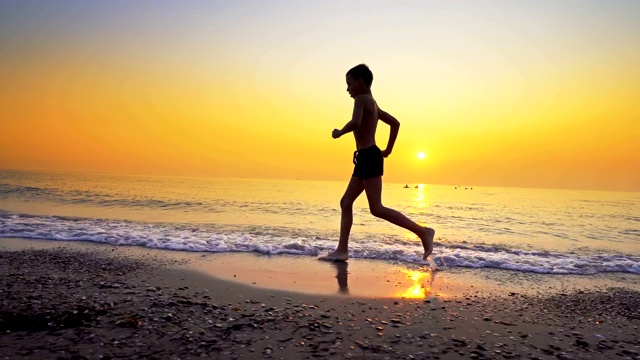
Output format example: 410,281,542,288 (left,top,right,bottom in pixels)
421,227,435,260
318,250,349,262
